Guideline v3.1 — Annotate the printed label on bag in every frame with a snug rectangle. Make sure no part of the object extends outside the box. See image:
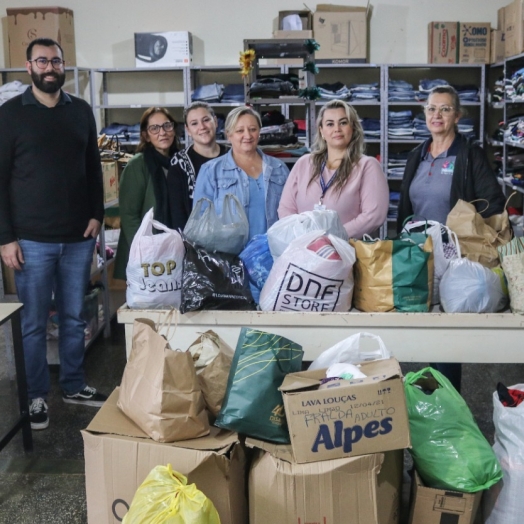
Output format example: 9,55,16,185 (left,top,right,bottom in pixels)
273,263,343,312
139,260,181,293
